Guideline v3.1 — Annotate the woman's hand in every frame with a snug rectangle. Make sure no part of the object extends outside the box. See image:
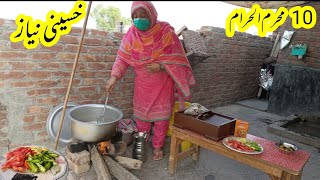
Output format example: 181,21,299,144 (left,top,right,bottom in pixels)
146,63,162,73
105,76,117,93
